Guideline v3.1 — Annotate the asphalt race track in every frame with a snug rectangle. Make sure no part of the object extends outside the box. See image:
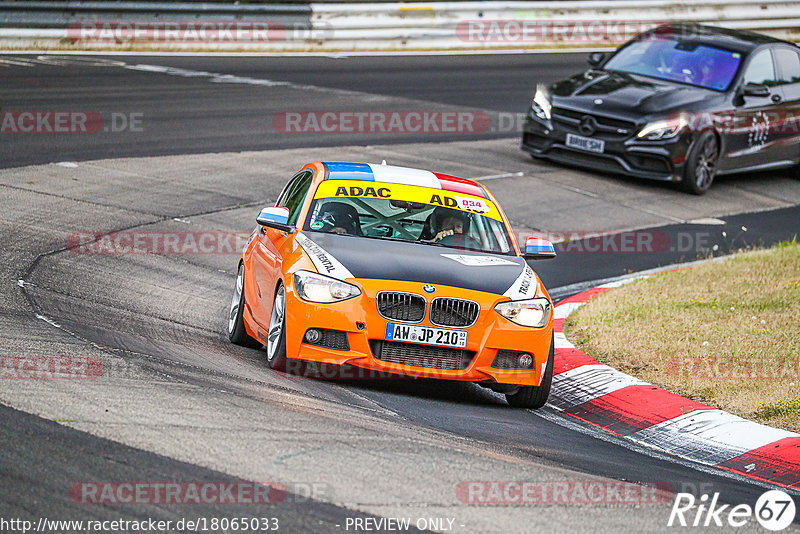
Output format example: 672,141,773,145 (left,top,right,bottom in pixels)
0,53,582,169
1,53,800,533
